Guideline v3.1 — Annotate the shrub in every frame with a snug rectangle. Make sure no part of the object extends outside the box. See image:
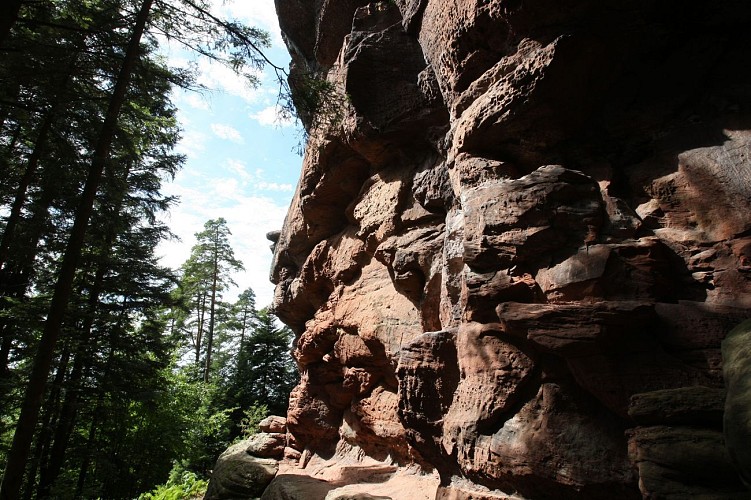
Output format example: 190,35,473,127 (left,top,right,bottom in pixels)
138,465,208,500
